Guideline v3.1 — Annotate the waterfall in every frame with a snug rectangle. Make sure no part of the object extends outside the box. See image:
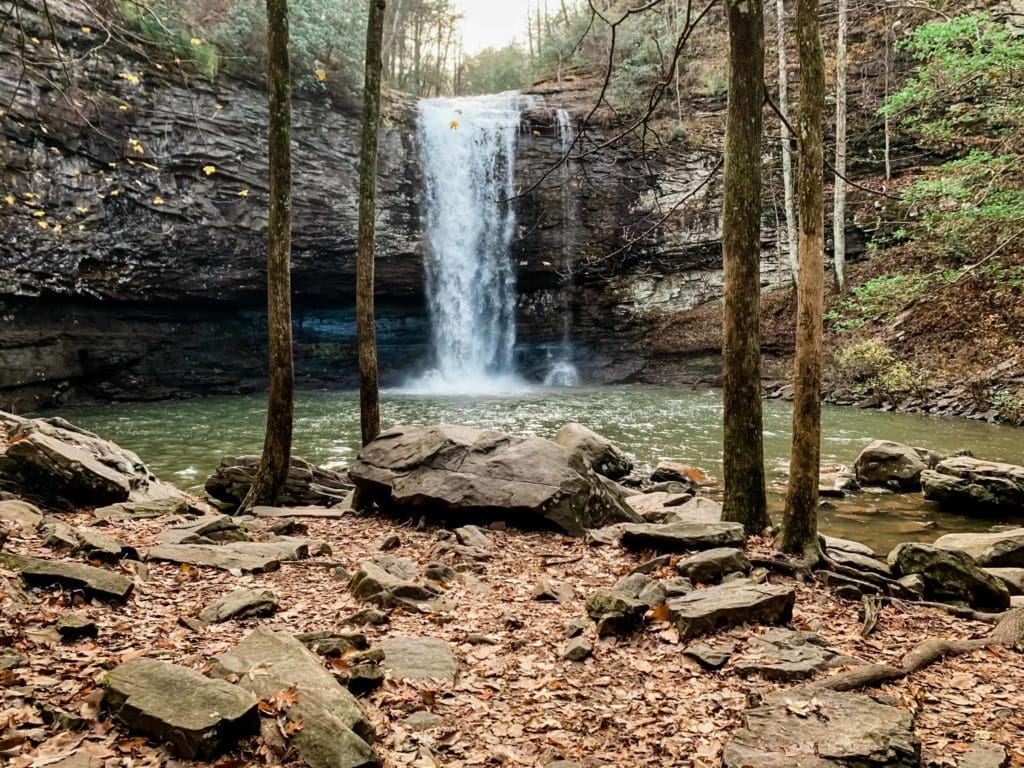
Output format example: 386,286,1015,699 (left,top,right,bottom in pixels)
411,92,533,393
543,109,580,388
